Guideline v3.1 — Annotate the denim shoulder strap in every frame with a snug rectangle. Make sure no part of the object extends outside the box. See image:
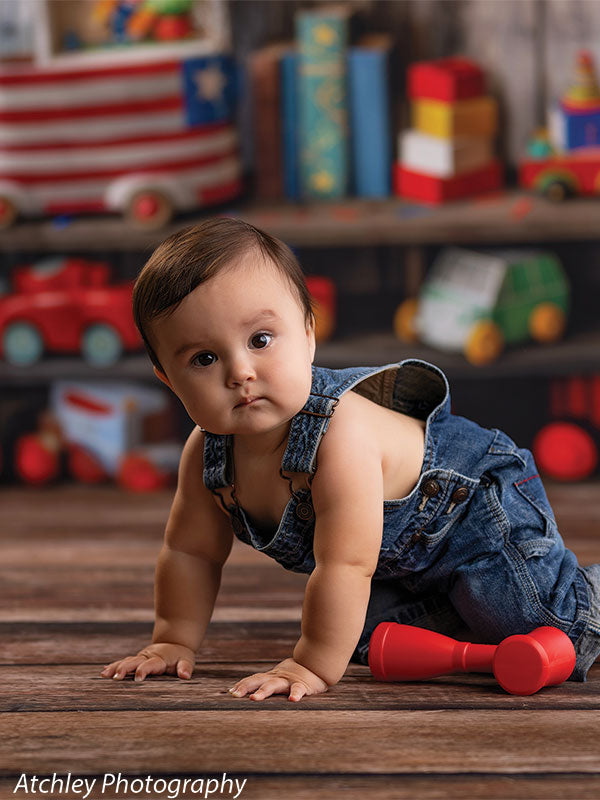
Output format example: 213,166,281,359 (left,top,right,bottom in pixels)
281,363,392,475
203,431,233,491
